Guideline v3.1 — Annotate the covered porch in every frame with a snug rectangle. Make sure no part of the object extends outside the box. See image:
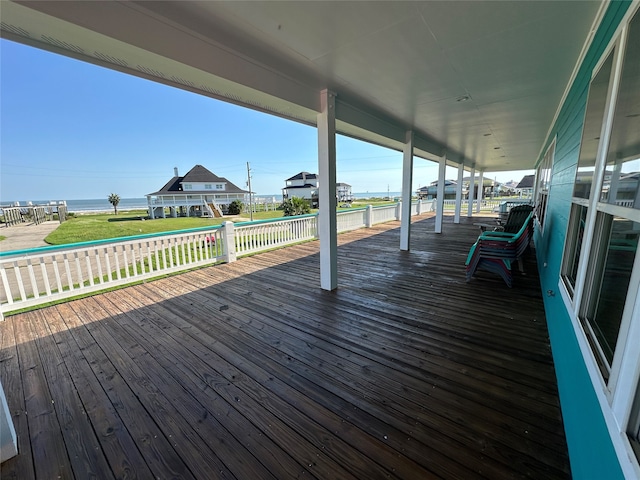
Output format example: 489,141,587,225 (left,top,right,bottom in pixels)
0,216,568,479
